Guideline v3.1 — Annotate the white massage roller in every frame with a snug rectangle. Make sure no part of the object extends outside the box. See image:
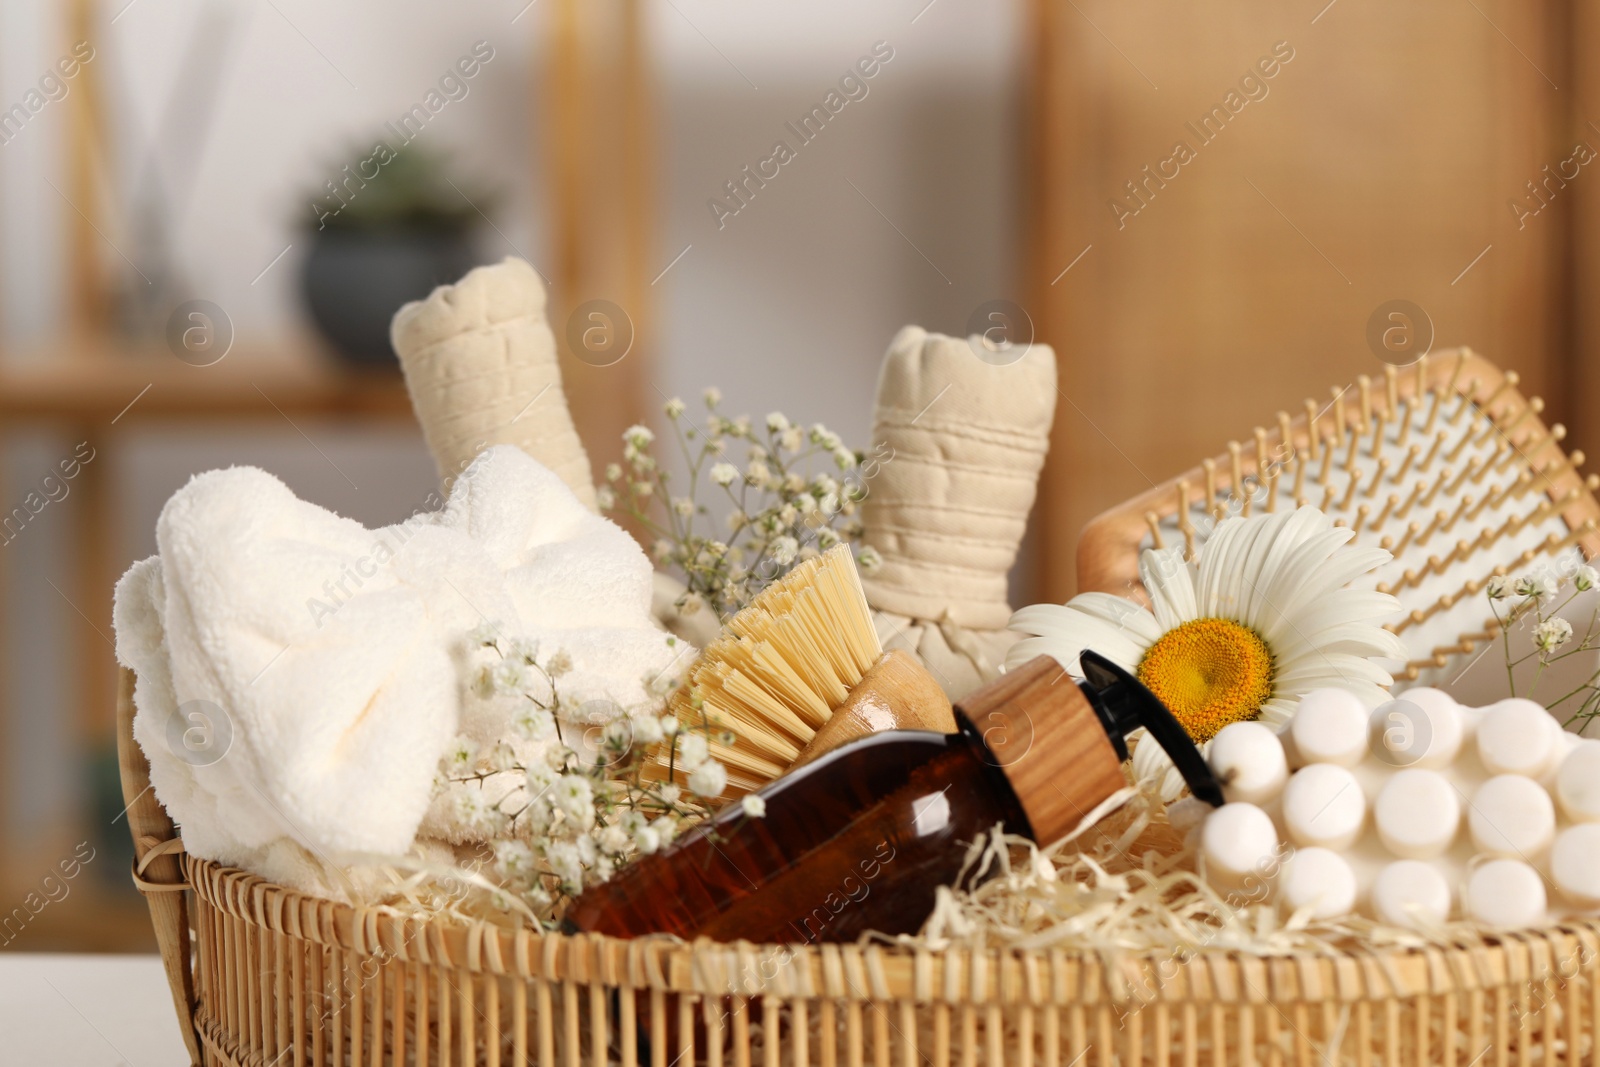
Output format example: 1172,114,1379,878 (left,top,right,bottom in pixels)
858,326,1058,698
390,257,597,506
